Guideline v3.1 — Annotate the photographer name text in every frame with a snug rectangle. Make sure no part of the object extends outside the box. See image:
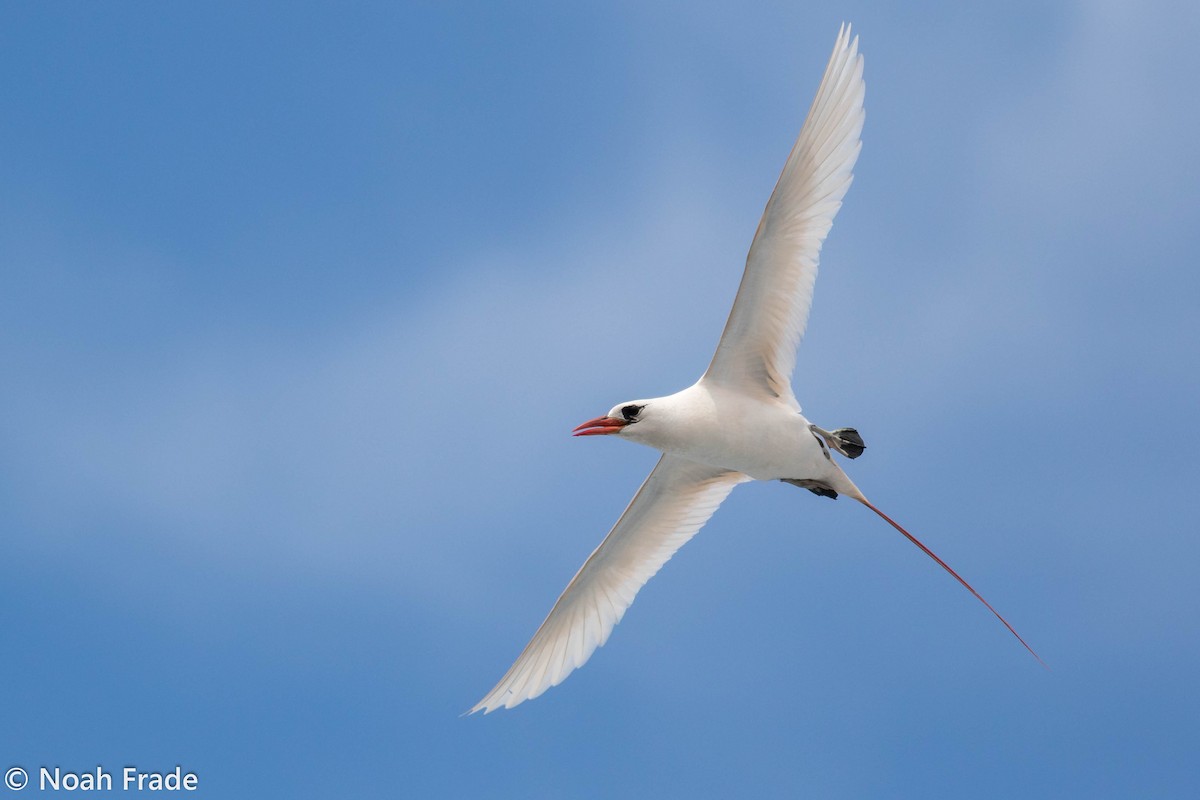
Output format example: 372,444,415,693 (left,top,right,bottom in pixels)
18,766,198,792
